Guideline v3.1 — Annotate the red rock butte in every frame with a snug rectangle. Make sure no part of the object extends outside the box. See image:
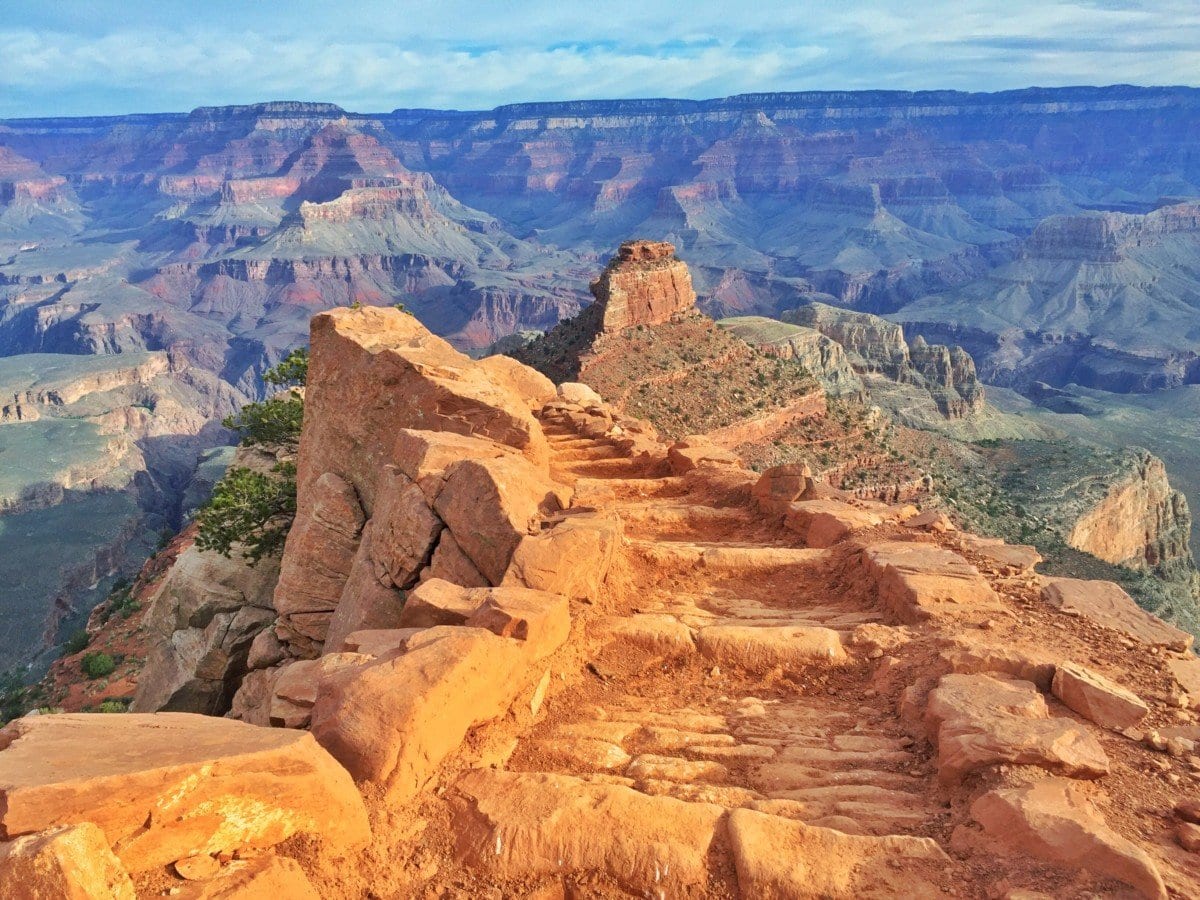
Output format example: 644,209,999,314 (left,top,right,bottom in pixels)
592,239,697,332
